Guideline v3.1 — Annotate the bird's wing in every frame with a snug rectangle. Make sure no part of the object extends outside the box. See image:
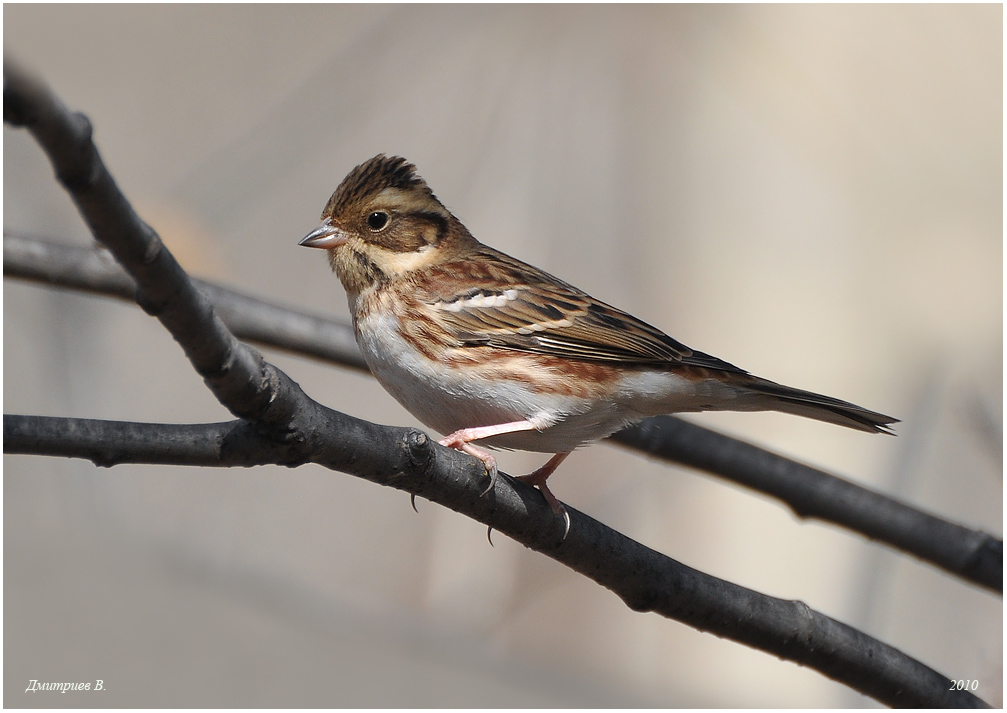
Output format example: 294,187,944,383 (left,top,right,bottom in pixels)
417,248,745,372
